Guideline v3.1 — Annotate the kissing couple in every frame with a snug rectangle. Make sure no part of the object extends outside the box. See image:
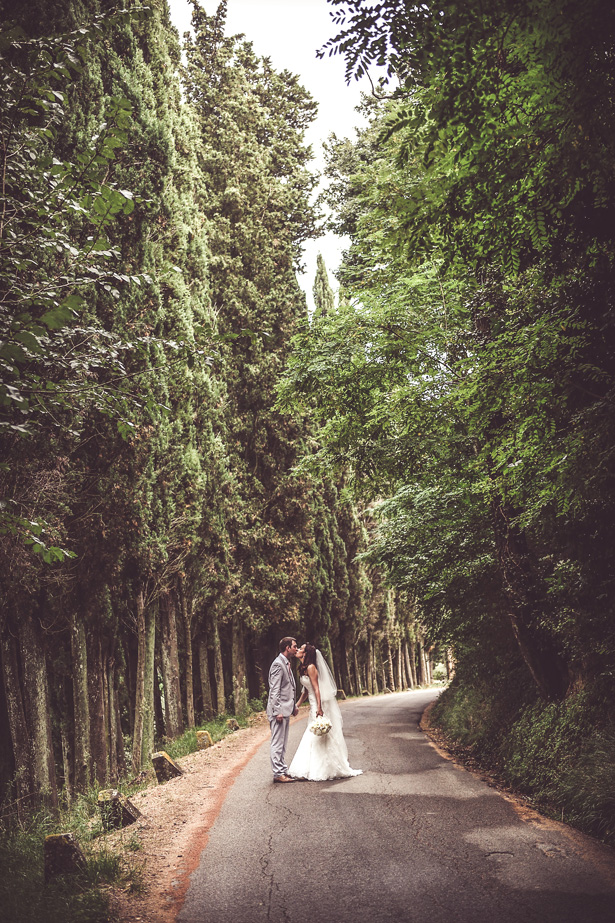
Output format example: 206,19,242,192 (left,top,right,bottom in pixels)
266,637,363,783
